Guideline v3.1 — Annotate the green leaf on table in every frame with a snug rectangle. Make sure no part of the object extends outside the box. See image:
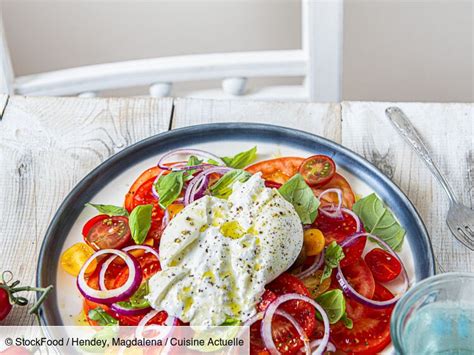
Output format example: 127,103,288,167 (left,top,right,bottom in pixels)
316,289,346,324
129,204,153,244
221,146,257,169
88,307,118,326
278,173,320,224
210,170,251,199
352,193,406,251
154,171,185,209
86,203,129,217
